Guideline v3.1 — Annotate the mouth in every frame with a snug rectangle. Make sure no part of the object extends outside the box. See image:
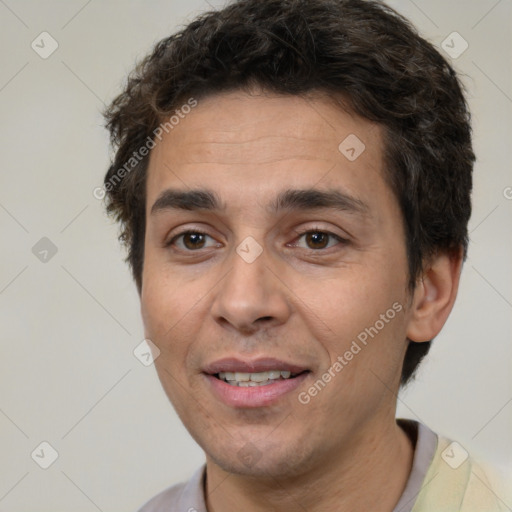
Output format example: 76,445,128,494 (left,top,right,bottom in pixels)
214,370,307,387
202,358,311,407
